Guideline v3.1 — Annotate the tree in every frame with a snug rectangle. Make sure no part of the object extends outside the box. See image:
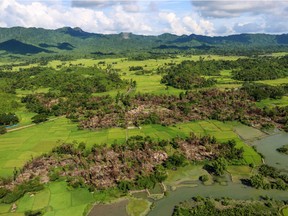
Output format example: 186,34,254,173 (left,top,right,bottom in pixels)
31,114,48,124
250,174,265,189
199,175,209,183
211,157,227,176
